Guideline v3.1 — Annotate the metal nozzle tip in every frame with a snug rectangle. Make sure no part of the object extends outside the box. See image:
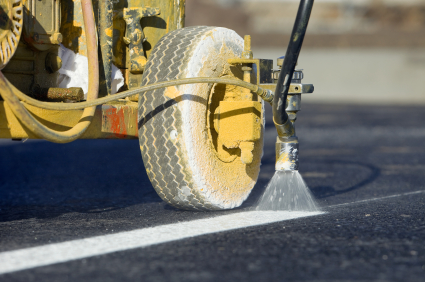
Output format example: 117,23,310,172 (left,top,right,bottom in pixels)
275,137,299,171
